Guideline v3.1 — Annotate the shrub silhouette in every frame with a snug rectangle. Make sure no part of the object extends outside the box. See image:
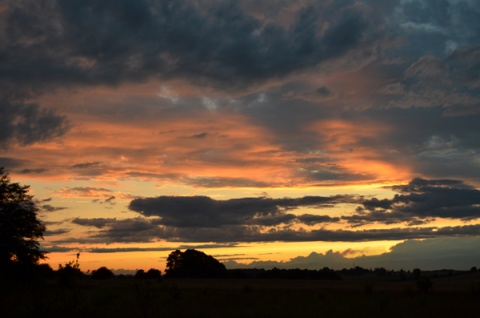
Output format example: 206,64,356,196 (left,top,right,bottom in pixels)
134,268,162,280
165,249,226,278
57,253,83,286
